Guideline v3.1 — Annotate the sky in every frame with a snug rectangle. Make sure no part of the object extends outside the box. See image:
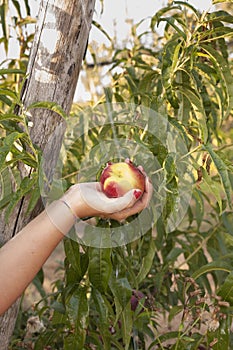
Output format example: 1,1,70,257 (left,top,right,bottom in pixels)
80,0,214,100
92,0,213,44
1,0,214,101
2,0,214,60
